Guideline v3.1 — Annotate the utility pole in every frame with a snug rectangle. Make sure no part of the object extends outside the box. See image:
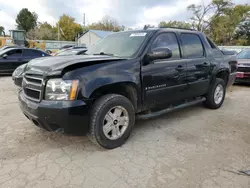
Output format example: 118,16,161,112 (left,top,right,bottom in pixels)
58,23,60,41
83,13,86,27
